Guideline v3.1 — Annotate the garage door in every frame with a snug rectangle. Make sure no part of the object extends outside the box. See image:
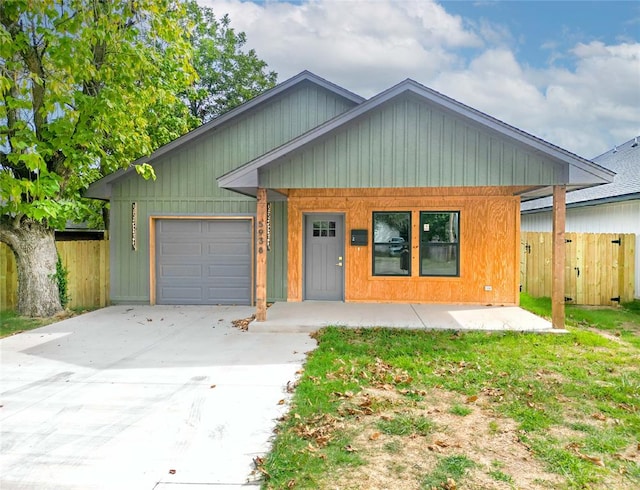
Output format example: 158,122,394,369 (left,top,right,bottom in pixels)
156,219,252,305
